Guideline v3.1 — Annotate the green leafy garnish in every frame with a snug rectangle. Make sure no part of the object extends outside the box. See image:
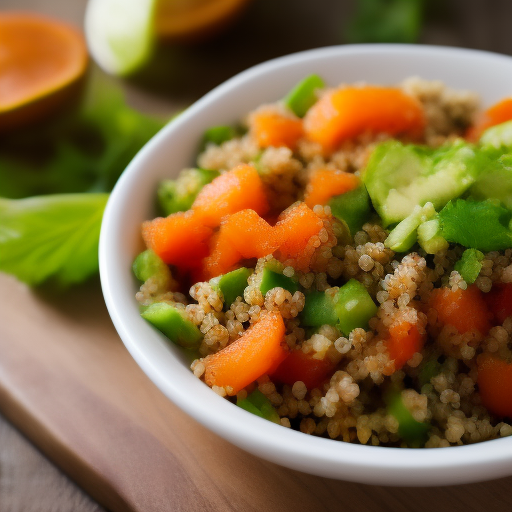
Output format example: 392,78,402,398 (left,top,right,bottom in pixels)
345,0,424,44
454,248,484,284
438,199,512,252
0,194,108,286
